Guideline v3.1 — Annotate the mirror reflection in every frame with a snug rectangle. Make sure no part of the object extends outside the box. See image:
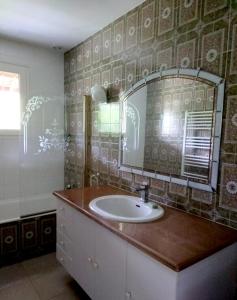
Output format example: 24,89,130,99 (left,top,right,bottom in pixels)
120,69,223,191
